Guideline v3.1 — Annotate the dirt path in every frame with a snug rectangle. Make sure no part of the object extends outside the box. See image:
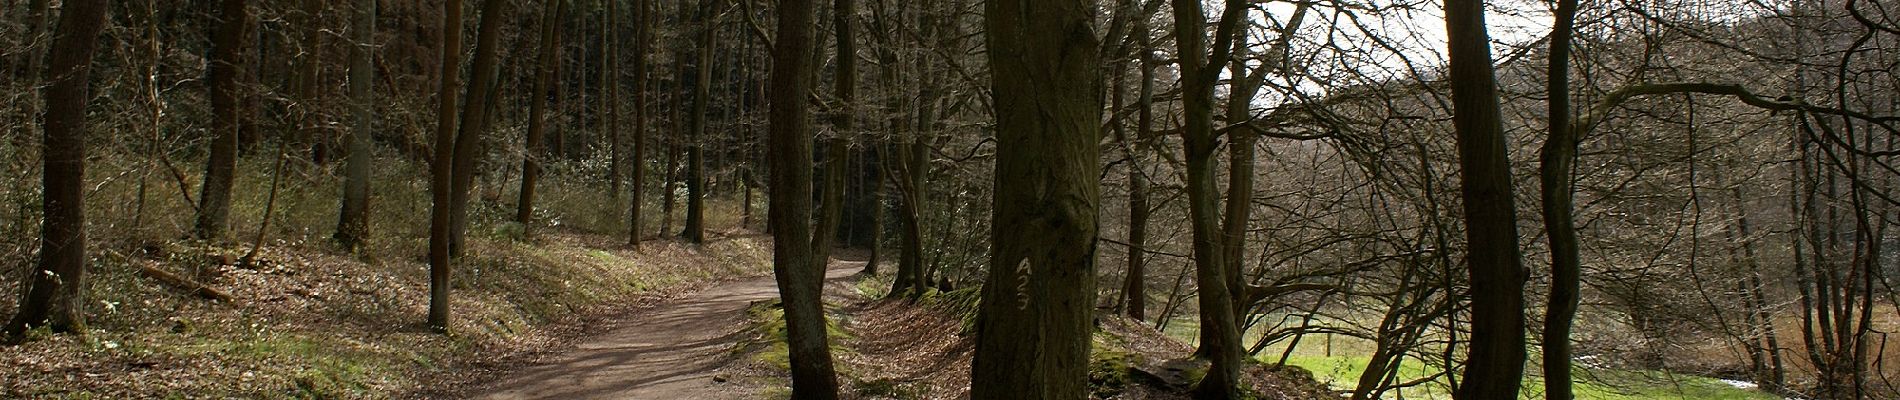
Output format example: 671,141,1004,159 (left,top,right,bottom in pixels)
468,262,863,400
